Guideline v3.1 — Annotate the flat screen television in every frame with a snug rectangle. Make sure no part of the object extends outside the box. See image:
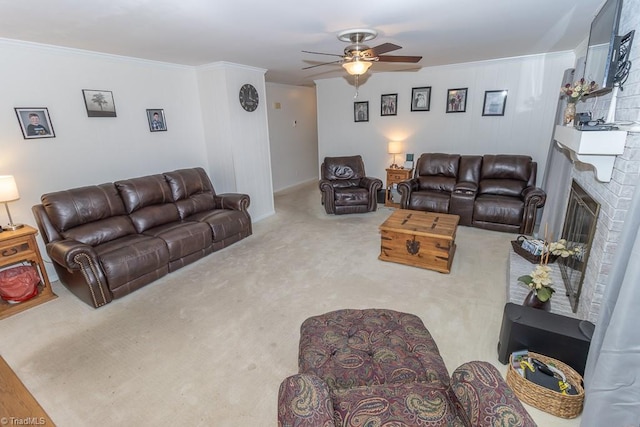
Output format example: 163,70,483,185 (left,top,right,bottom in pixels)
582,0,623,93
